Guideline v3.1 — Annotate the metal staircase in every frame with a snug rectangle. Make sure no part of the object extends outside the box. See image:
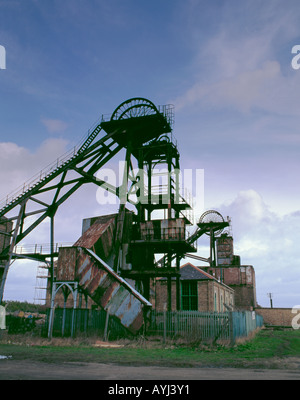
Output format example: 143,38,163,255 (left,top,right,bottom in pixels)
0,122,104,217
